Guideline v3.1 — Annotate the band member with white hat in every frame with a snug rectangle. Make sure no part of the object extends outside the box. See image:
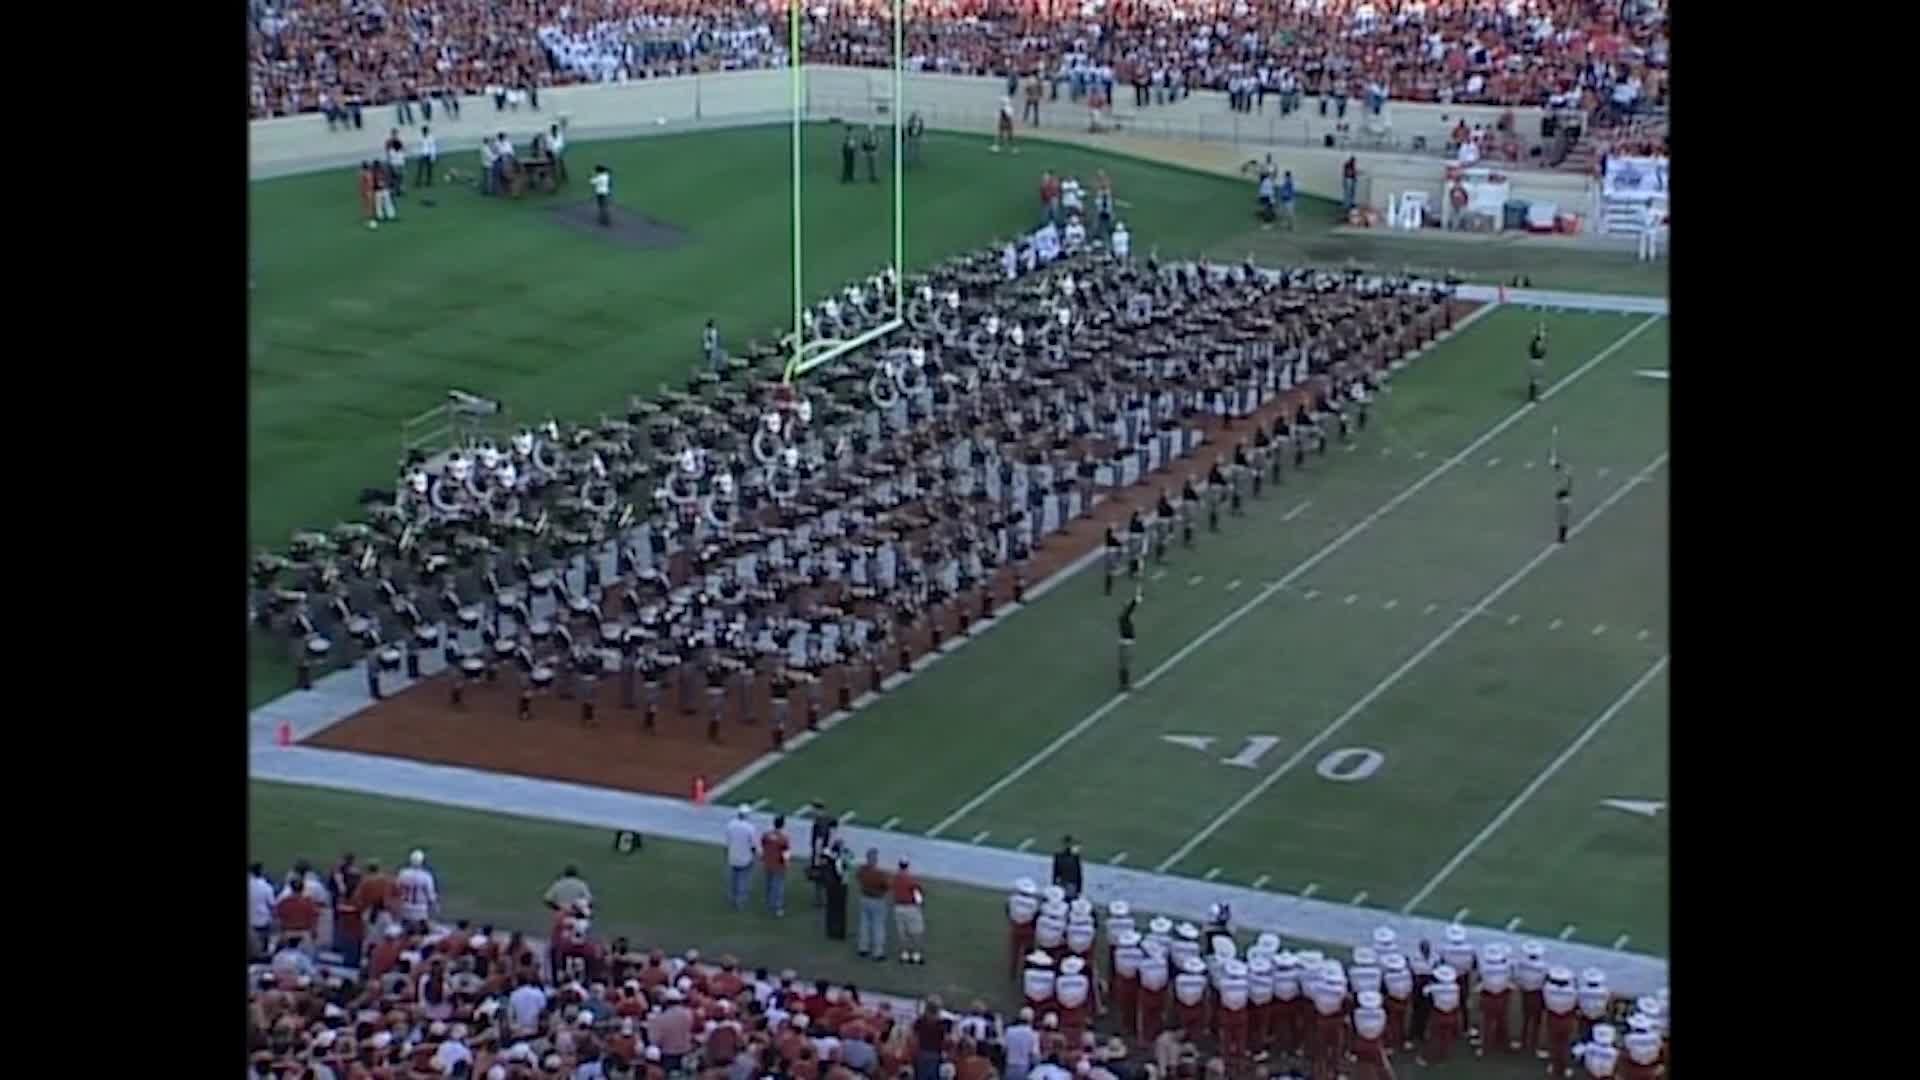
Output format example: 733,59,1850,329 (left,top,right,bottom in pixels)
1065,898,1100,1011
1214,958,1250,1064
1407,940,1435,1046
1135,941,1170,1043
1270,951,1304,1062
1035,894,1069,961
1308,963,1349,1078
1169,921,1203,971
1110,929,1144,1035
1418,964,1462,1066
1515,940,1550,1056
1007,878,1041,979
1245,954,1274,1058
1349,990,1391,1080
1475,942,1514,1057
1104,901,1136,982
1575,967,1611,1040
1055,955,1092,1043
1618,1013,1660,1080
1542,966,1580,1075
1440,923,1476,986
1581,1023,1619,1078
1143,916,1174,958
1173,955,1209,1042
1349,945,1383,999
1380,951,1413,1051
1023,951,1057,1015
